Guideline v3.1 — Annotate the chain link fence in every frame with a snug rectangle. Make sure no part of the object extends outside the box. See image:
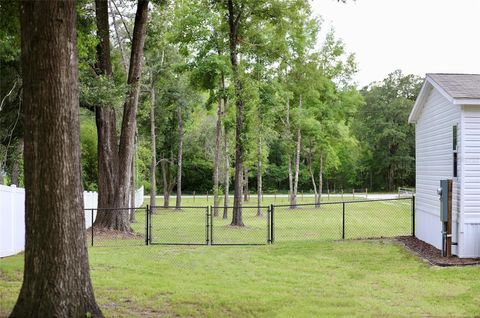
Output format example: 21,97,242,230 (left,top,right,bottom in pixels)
86,197,414,247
